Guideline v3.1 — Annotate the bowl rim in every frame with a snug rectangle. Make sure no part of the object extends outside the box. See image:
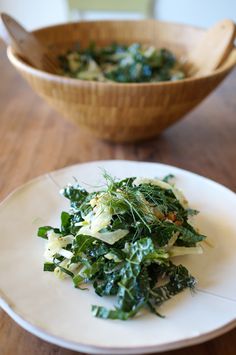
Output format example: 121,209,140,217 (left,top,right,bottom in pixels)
32,18,205,34
7,19,236,88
